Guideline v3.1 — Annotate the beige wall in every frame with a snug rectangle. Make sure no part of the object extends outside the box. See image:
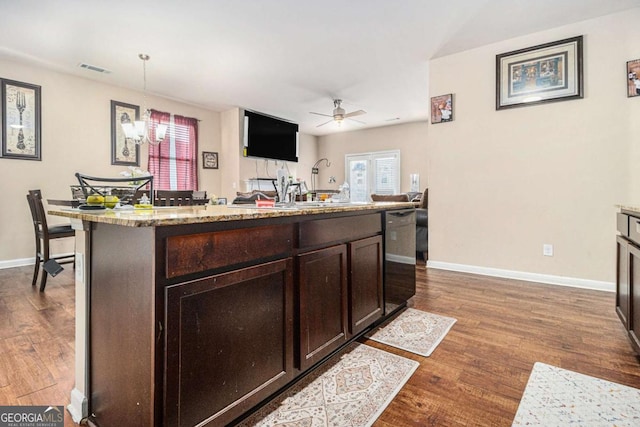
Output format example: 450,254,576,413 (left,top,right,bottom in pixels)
0,59,221,265
427,9,640,283
317,121,429,192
